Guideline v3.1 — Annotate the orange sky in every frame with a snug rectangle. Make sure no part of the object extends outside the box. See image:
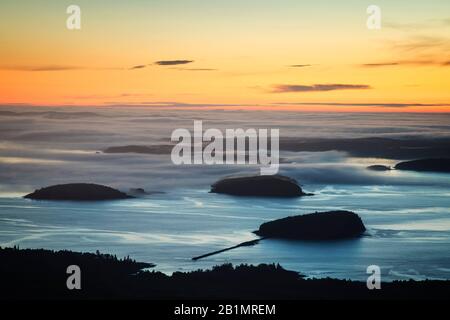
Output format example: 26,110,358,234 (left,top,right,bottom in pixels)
0,0,449,112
